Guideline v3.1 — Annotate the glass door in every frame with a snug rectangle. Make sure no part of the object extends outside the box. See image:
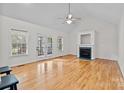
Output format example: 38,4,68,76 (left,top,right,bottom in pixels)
37,35,53,57
37,35,45,57
47,37,52,55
